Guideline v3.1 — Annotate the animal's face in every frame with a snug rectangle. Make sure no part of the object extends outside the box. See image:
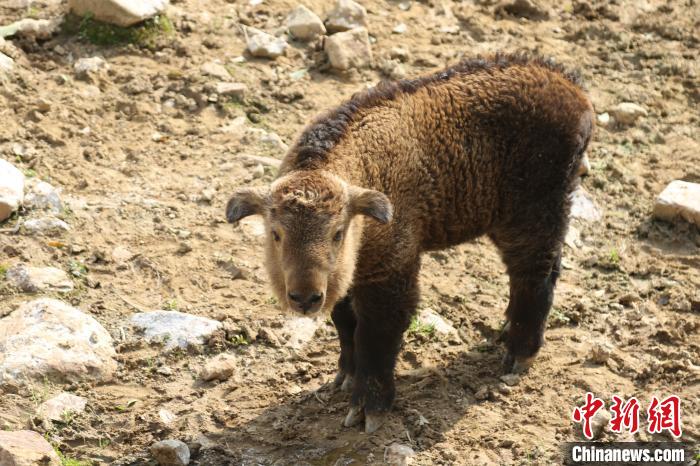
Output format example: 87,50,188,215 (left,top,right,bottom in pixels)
226,171,392,315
